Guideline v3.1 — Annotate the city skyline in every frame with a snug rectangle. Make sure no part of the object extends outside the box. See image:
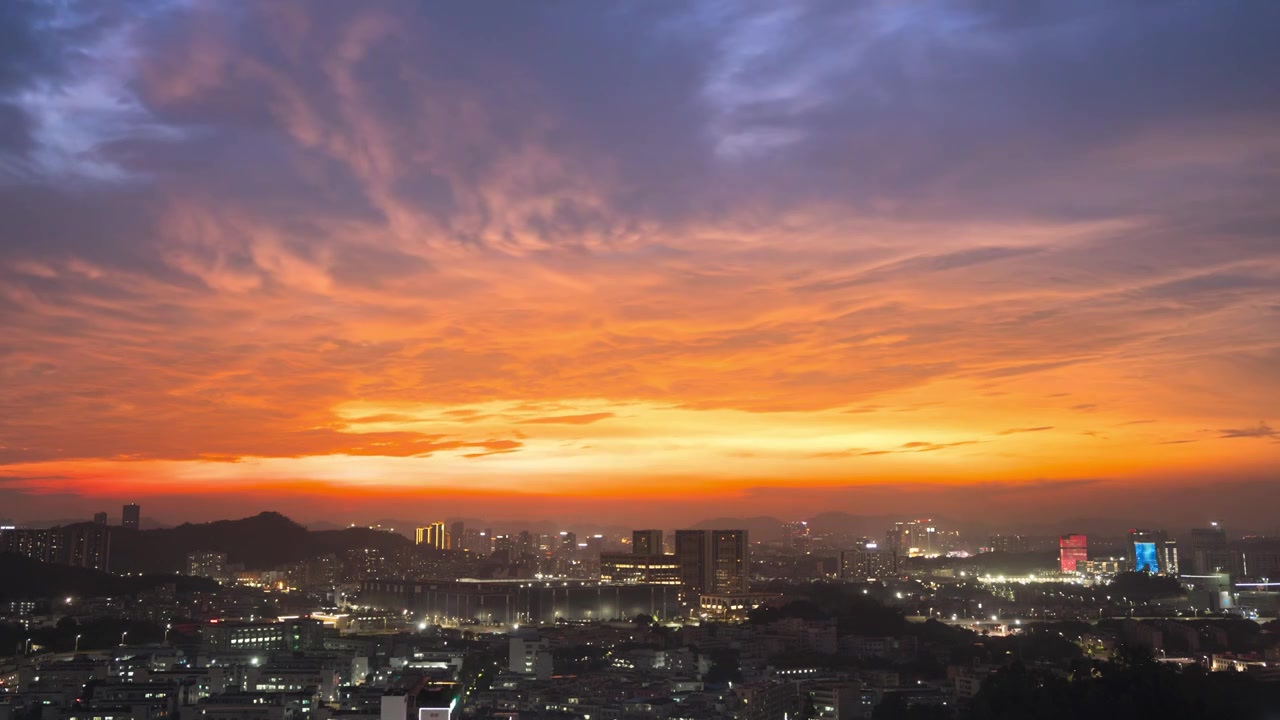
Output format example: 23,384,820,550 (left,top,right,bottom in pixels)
2,2,1279,526
1,505,1267,545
